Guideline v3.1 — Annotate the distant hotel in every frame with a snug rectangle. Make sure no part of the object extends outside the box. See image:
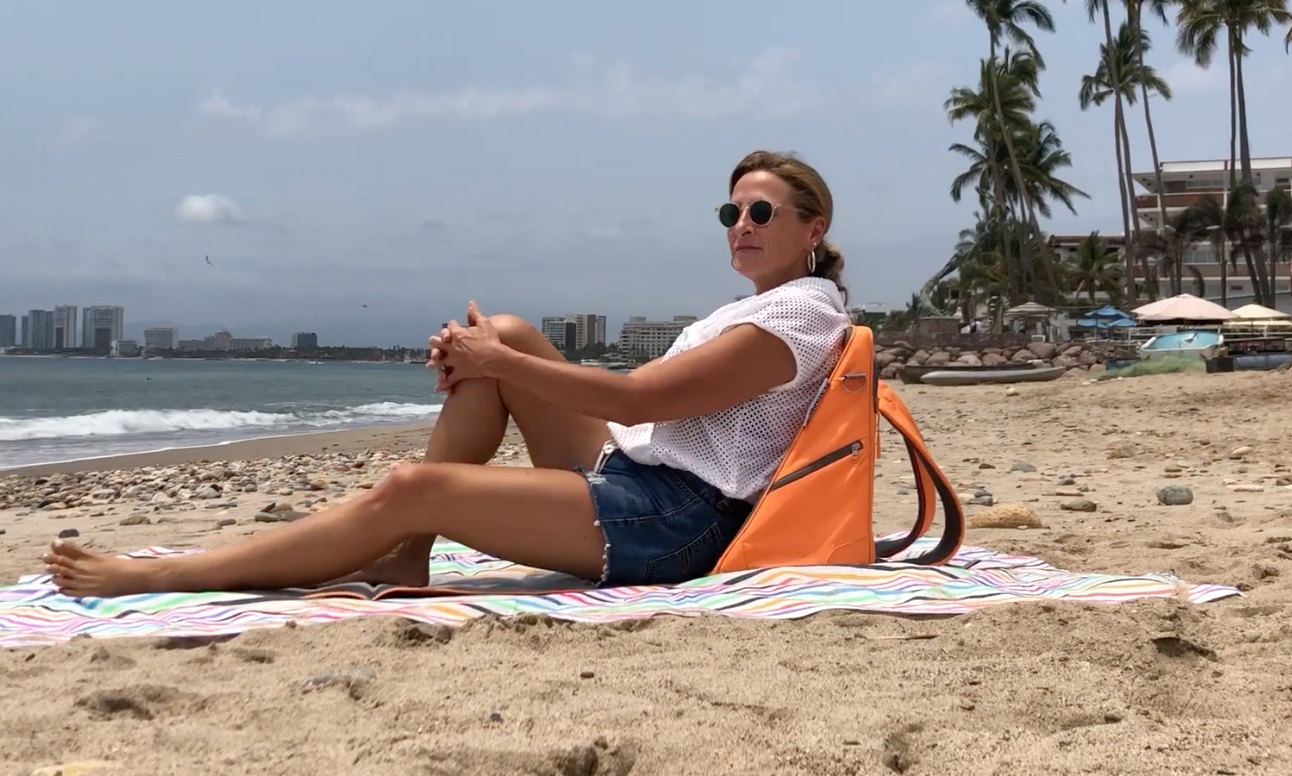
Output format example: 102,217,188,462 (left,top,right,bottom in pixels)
291,332,319,349
1048,155,1292,311
540,313,607,352
618,315,698,358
